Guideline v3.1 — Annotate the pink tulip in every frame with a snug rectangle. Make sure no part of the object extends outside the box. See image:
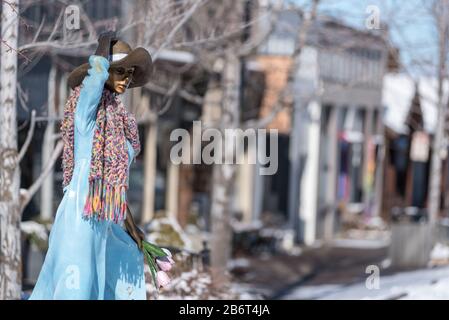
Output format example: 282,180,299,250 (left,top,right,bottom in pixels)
156,257,173,272
167,256,175,264
156,270,171,288
162,248,172,257
161,248,175,265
